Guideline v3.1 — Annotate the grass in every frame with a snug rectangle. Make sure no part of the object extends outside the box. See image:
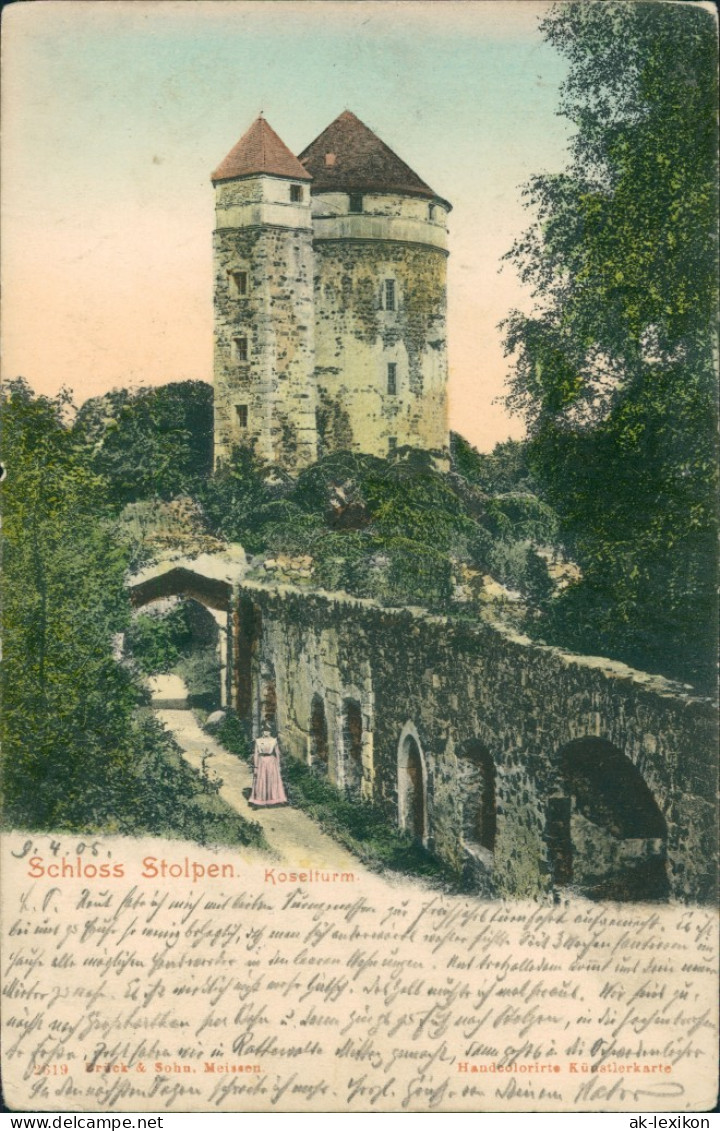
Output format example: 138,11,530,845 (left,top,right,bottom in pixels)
131,716,268,850
284,759,465,887
207,711,463,888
